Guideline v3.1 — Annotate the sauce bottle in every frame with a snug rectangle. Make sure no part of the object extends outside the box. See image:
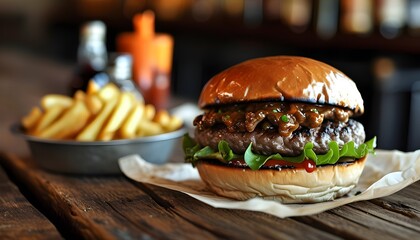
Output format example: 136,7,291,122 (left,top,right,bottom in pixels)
70,21,108,95
151,34,174,110
107,53,143,101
